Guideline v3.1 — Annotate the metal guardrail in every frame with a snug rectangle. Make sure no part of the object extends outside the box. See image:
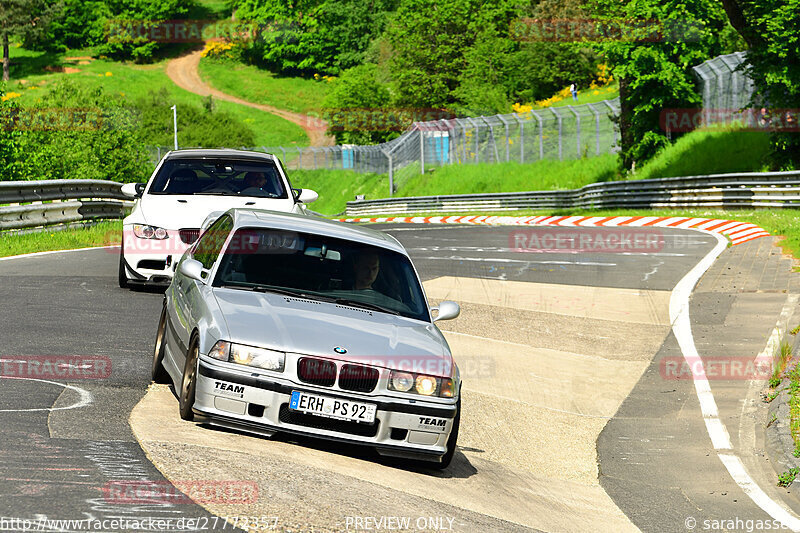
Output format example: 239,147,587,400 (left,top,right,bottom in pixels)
0,180,131,231
345,171,800,216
